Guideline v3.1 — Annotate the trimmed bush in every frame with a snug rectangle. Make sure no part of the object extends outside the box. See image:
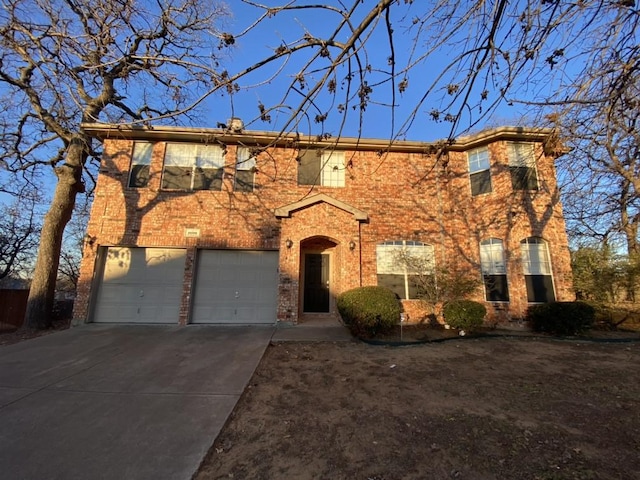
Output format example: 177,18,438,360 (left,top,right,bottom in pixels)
443,299,486,331
526,301,596,335
337,286,401,338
